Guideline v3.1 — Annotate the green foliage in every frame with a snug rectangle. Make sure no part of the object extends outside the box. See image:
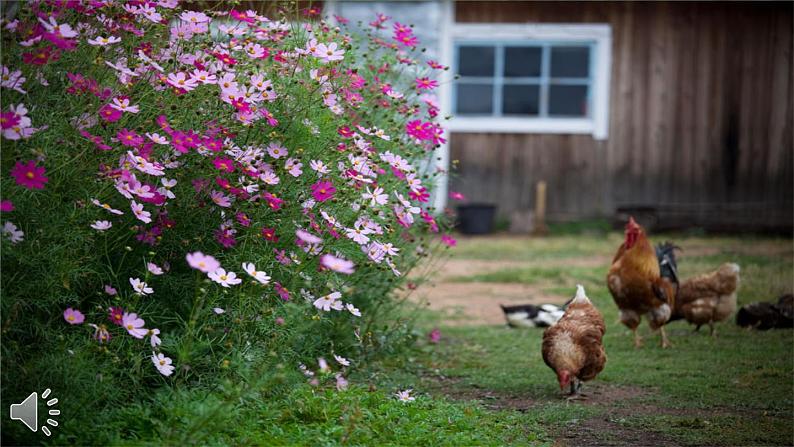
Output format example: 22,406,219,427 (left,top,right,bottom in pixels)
1,2,448,444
